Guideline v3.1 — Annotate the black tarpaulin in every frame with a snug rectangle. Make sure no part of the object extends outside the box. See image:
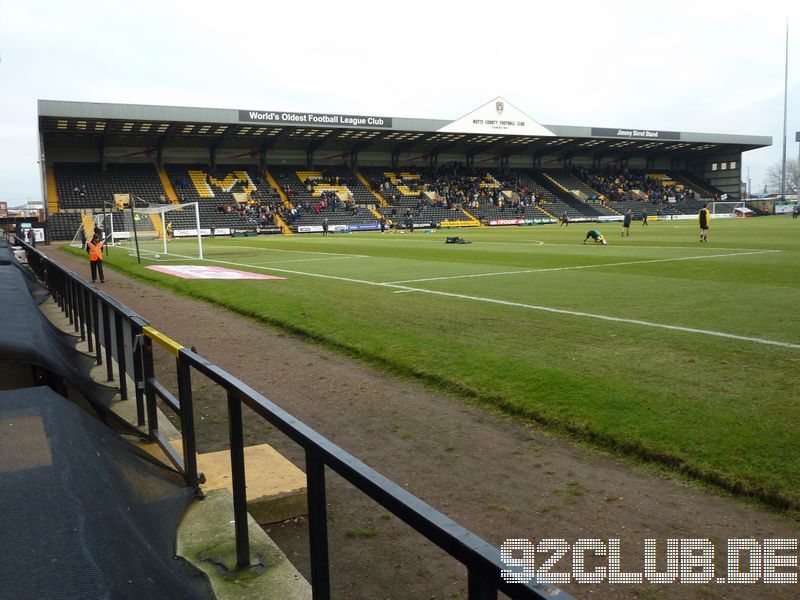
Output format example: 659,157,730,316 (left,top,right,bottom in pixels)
0,386,213,599
0,239,49,304
0,260,116,408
